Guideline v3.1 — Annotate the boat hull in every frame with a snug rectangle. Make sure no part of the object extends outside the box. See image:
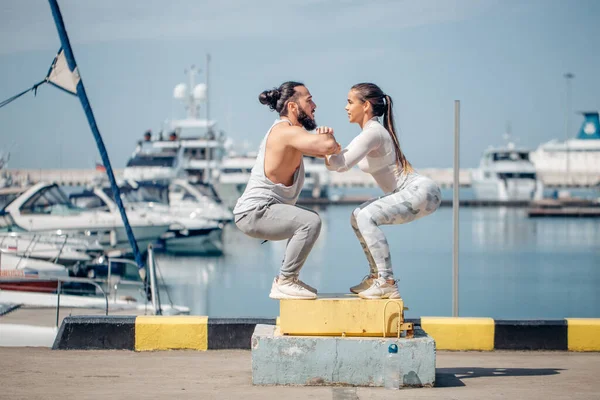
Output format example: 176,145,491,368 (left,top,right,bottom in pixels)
162,228,223,255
